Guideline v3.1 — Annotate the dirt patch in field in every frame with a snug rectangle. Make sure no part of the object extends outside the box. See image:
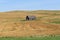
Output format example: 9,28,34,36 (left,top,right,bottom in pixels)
0,21,60,37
